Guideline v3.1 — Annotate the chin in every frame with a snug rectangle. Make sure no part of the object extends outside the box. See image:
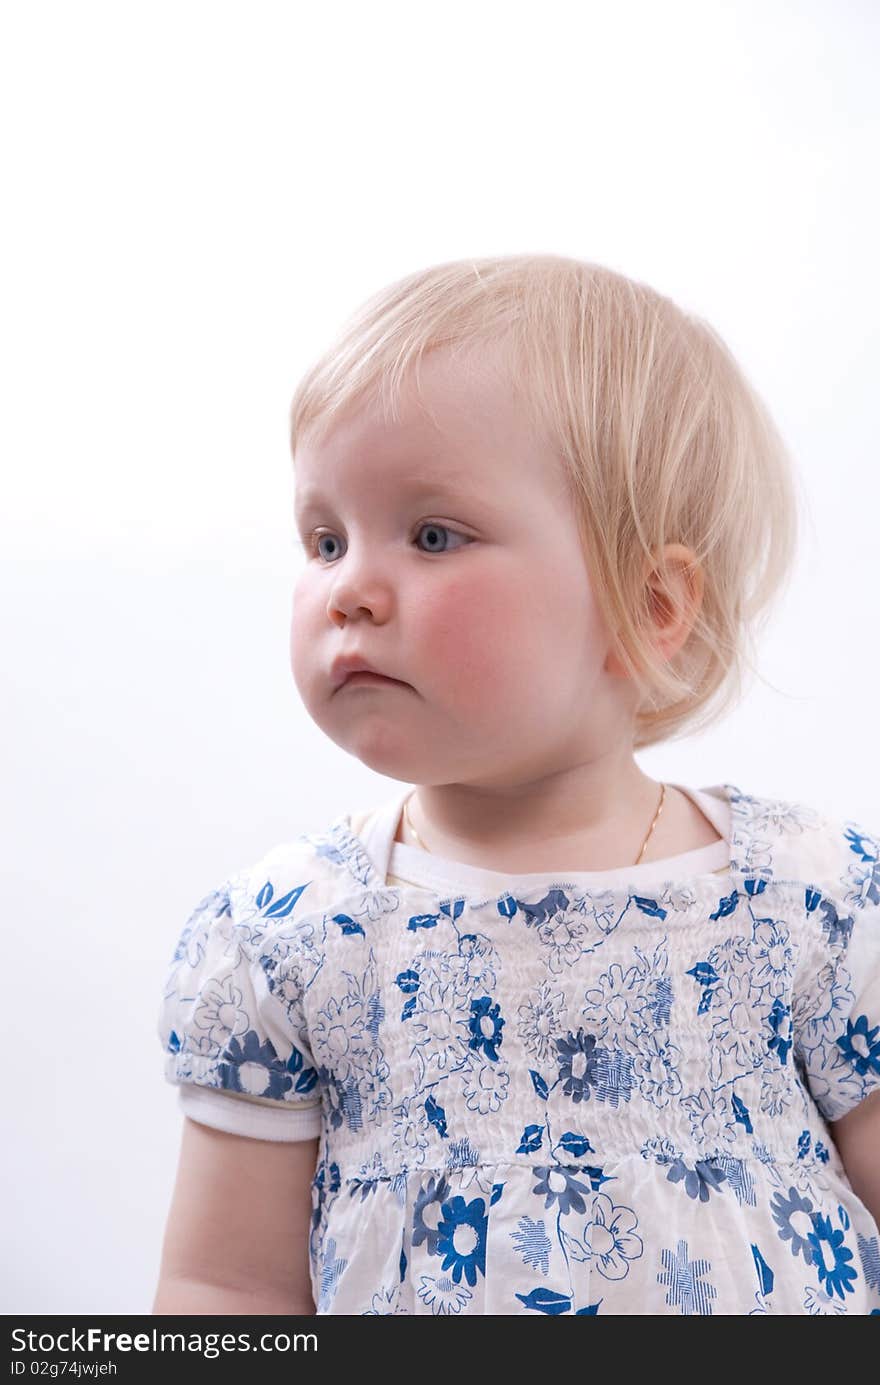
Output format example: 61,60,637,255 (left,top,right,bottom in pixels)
352,743,423,780
343,731,441,784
